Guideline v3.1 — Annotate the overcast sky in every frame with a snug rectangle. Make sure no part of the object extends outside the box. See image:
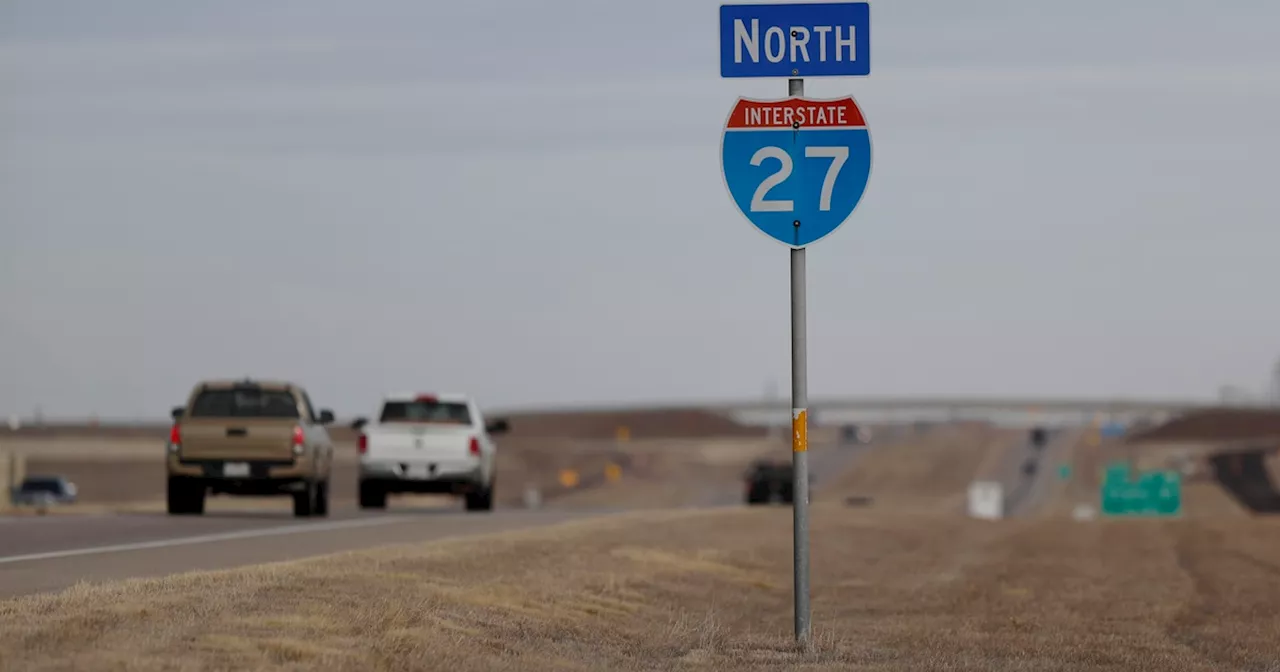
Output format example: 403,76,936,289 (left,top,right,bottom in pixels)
3,1,1280,420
